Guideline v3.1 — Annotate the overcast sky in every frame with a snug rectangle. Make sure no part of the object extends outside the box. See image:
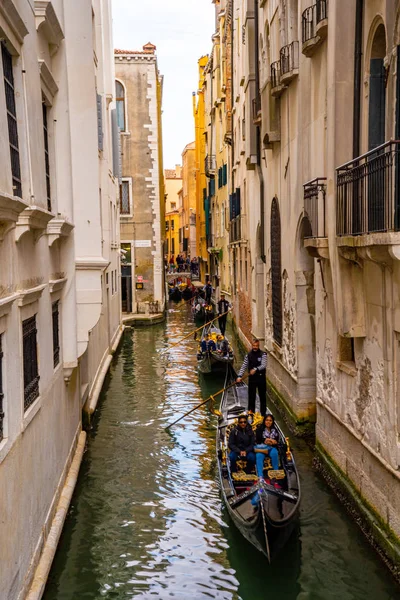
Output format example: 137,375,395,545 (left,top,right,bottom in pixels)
112,0,215,168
